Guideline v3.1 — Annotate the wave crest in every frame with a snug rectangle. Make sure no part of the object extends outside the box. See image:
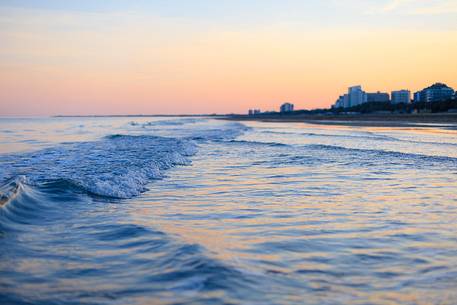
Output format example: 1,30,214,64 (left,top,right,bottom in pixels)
0,135,197,199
